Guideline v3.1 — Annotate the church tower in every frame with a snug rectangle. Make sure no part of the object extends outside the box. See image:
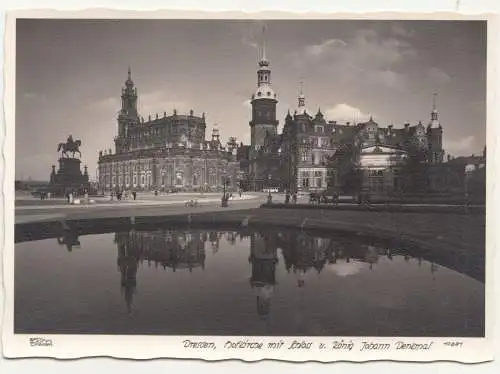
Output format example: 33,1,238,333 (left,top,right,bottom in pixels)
426,93,444,163
116,67,139,154
249,26,278,152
